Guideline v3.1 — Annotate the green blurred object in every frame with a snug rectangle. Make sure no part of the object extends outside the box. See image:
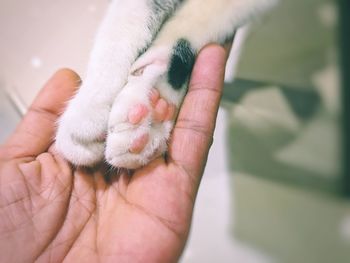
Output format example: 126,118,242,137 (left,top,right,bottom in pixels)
223,0,350,261
233,173,350,263
224,0,342,194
